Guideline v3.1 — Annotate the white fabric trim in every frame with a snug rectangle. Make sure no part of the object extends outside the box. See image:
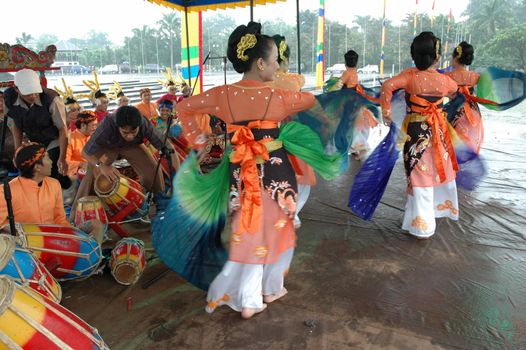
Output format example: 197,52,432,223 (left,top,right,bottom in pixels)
402,180,459,238
206,248,294,313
